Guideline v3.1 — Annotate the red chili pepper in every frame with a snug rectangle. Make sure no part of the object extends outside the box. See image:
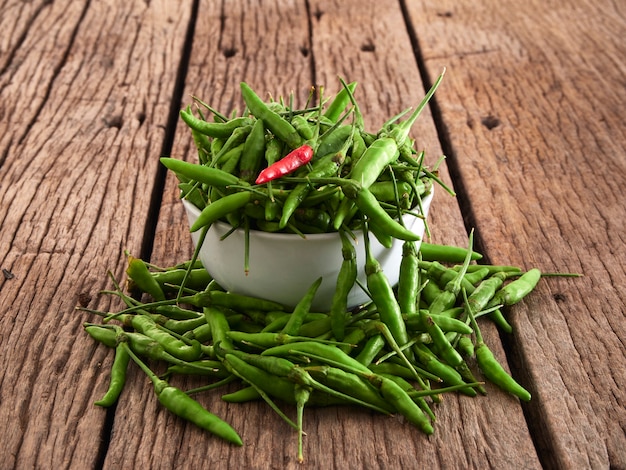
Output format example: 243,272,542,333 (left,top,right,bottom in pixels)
255,144,314,184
